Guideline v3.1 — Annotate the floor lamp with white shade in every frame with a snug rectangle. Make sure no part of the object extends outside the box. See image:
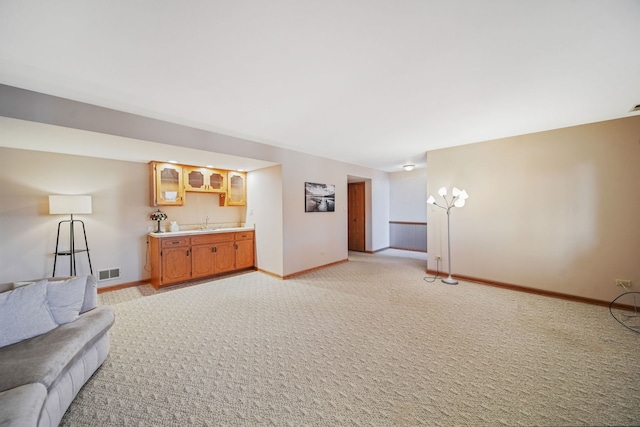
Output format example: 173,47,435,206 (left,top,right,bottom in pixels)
427,187,469,285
